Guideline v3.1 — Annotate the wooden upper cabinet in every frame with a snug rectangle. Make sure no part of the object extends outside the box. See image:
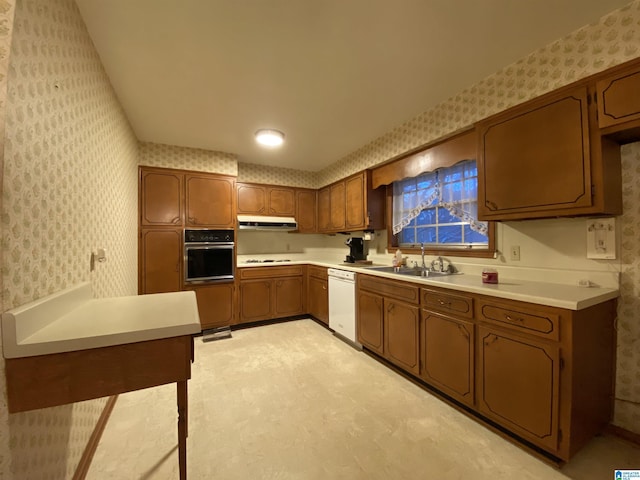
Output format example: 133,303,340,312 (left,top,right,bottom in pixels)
330,182,346,230
478,87,592,220
237,183,296,216
317,186,331,232
186,174,235,228
140,169,183,226
477,85,621,220
268,187,295,216
295,188,317,233
319,170,385,233
237,183,266,214
596,60,640,131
